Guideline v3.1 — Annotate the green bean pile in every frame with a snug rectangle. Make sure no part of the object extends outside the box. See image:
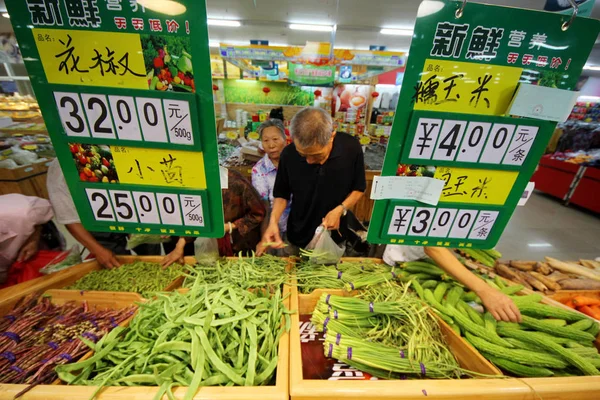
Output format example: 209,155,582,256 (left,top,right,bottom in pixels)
294,260,395,293
67,261,185,298
312,289,462,379
56,278,291,399
183,254,289,289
